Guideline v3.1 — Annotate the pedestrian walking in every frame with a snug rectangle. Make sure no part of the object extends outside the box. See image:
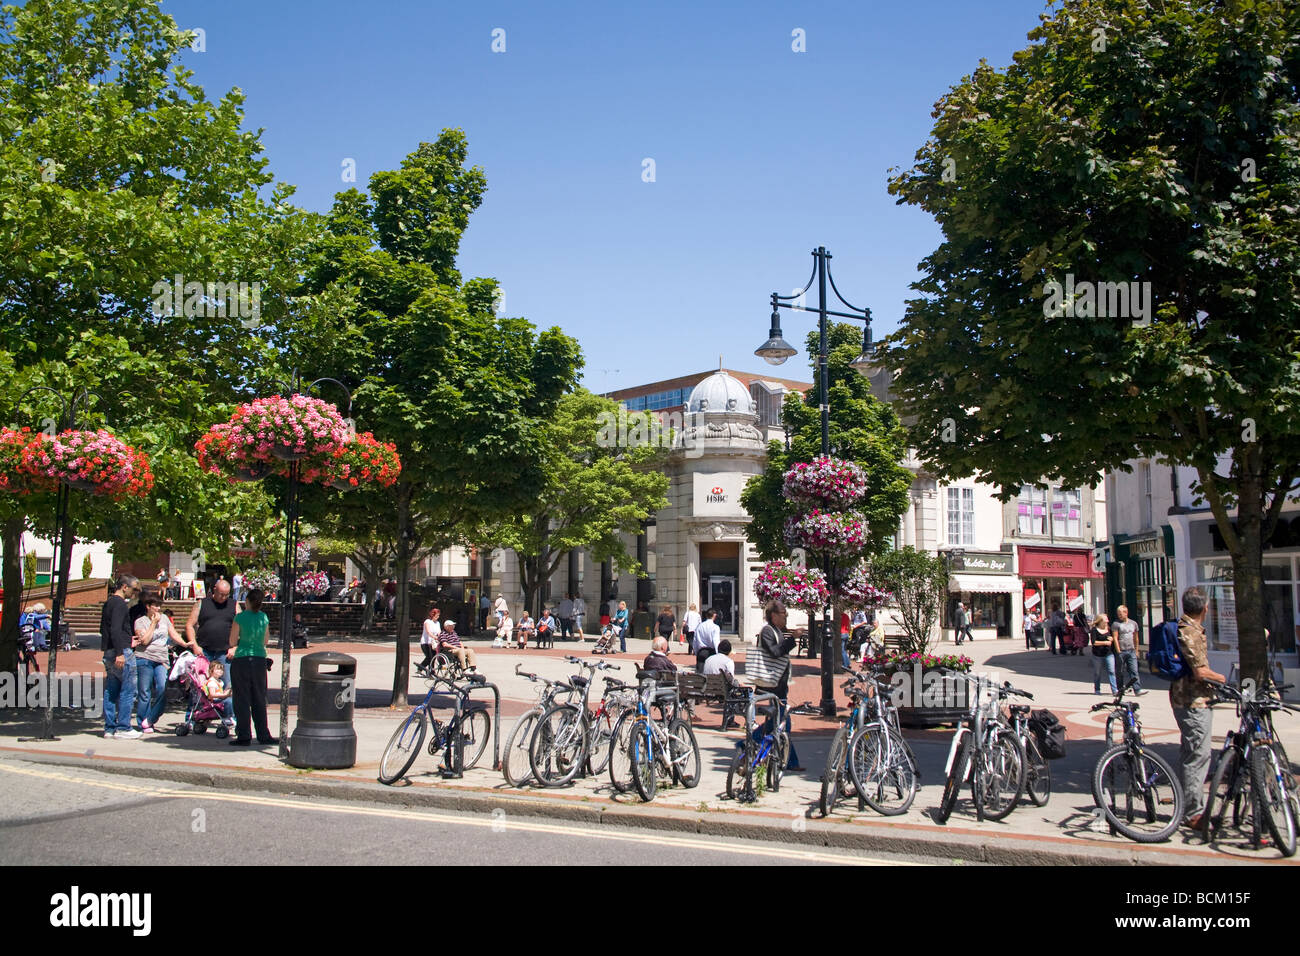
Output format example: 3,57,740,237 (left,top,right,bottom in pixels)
1111,604,1144,694
656,605,676,646
494,594,508,627
479,593,490,632
227,588,274,746
100,575,141,739
1047,602,1068,655
1089,612,1118,695
572,594,586,641
1024,609,1043,649
419,607,441,675
132,593,195,733
954,601,973,645
557,594,575,641
232,570,245,605
681,603,701,654
1170,587,1225,829
613,600,629,653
